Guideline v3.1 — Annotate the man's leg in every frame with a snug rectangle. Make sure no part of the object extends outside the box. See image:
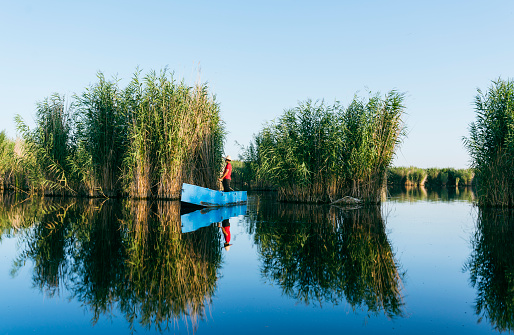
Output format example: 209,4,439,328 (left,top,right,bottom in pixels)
222,179,230,192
